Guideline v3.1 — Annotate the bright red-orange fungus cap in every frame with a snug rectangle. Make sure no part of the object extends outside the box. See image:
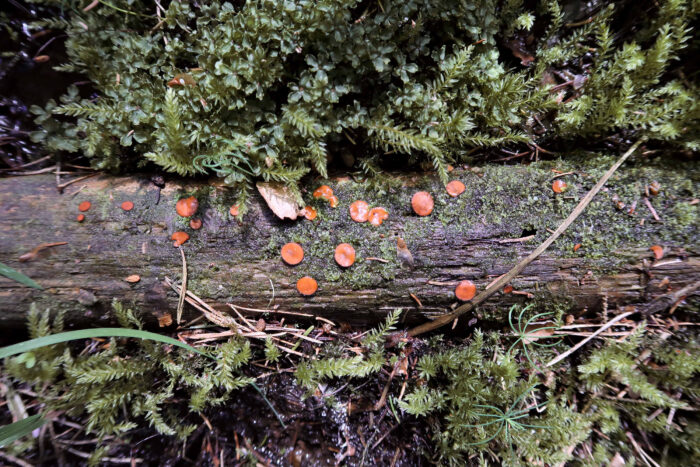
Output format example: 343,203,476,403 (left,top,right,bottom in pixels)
446,180,466,197
78,201,91,212
349,201,370,222
171,231,190,247
368,207,388,226
411,192,434,216
297,276,318,296
334,243,356,267
313,185,333,199
552,180,567,193
281,242,304,265
455,280,477,301
303,206,317,220
176,196,198,217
